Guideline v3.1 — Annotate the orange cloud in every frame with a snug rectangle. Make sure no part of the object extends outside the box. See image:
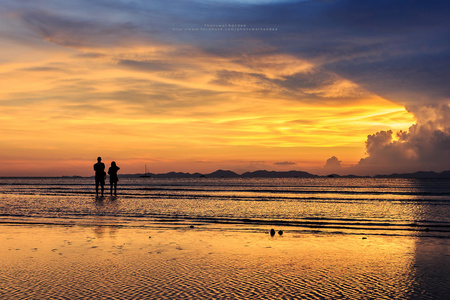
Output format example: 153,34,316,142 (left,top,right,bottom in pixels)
0,17,416,176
